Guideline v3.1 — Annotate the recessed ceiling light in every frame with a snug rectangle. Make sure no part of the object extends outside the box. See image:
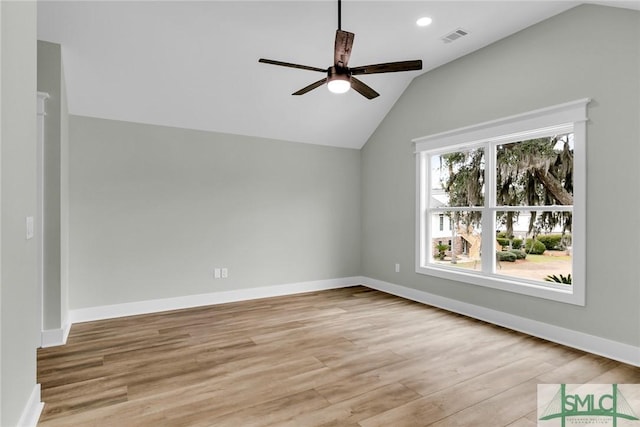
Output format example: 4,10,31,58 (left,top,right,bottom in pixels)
416,16,433,27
